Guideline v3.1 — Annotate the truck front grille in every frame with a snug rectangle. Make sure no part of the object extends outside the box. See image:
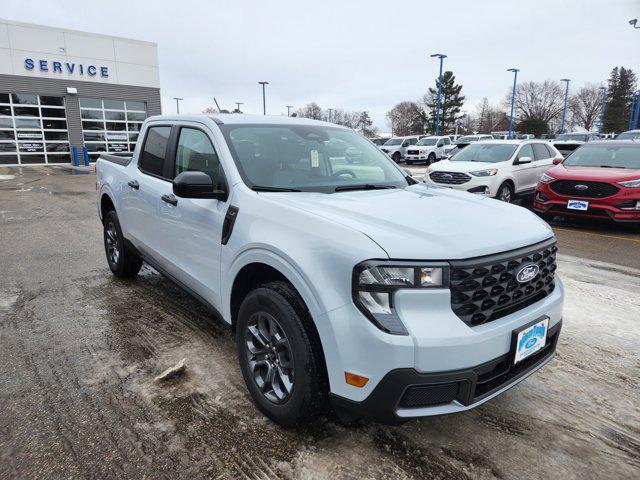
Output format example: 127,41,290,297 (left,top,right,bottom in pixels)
429,171,471,185
449,239,557,326
550,180,619,198
406,149,420,155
